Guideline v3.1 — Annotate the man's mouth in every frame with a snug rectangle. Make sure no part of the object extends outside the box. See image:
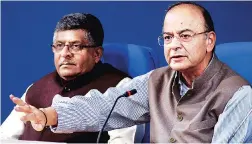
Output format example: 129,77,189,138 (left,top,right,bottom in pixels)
60,62,75,66
171,55,185,59
170,55,186,62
